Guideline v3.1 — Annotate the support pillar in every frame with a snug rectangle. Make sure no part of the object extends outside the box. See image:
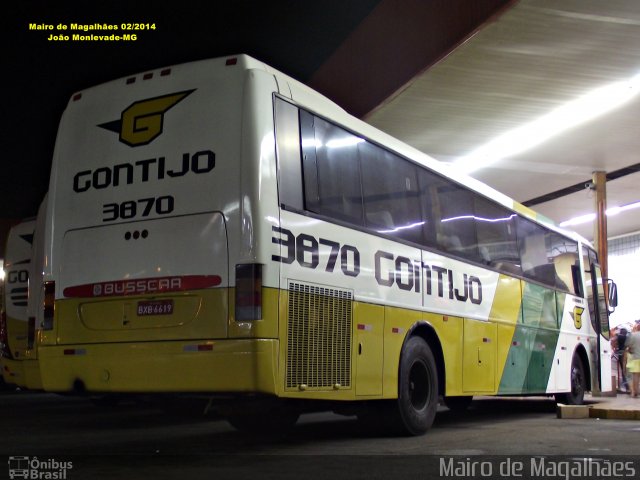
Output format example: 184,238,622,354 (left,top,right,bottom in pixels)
592,171,608,278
